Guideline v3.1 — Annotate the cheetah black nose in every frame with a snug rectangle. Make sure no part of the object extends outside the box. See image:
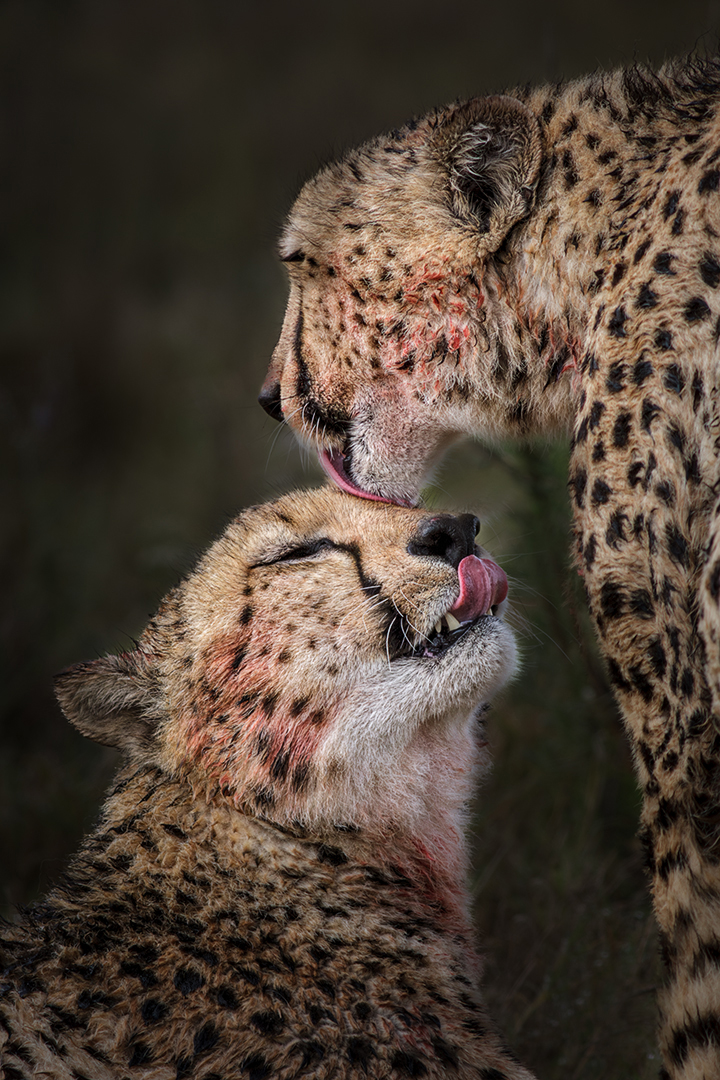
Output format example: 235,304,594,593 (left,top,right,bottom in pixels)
258,380,284,423
407,514,480,570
